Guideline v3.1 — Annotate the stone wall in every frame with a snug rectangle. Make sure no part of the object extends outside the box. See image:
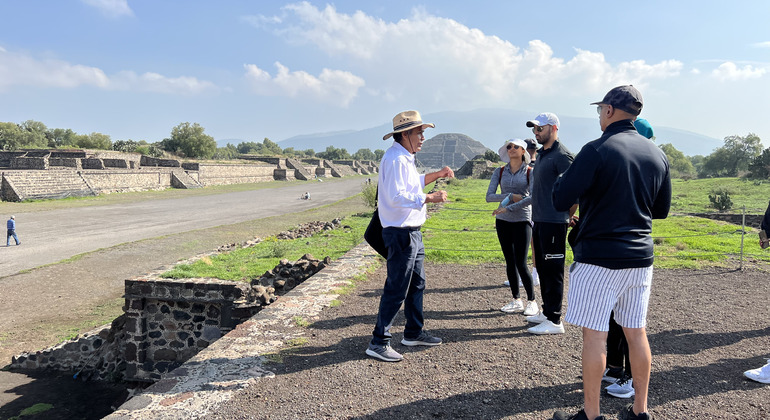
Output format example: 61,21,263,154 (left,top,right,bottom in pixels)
196,164,276,185
141,156,181,167
81,171,172,194
11,157,48,170
50,157,83,170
